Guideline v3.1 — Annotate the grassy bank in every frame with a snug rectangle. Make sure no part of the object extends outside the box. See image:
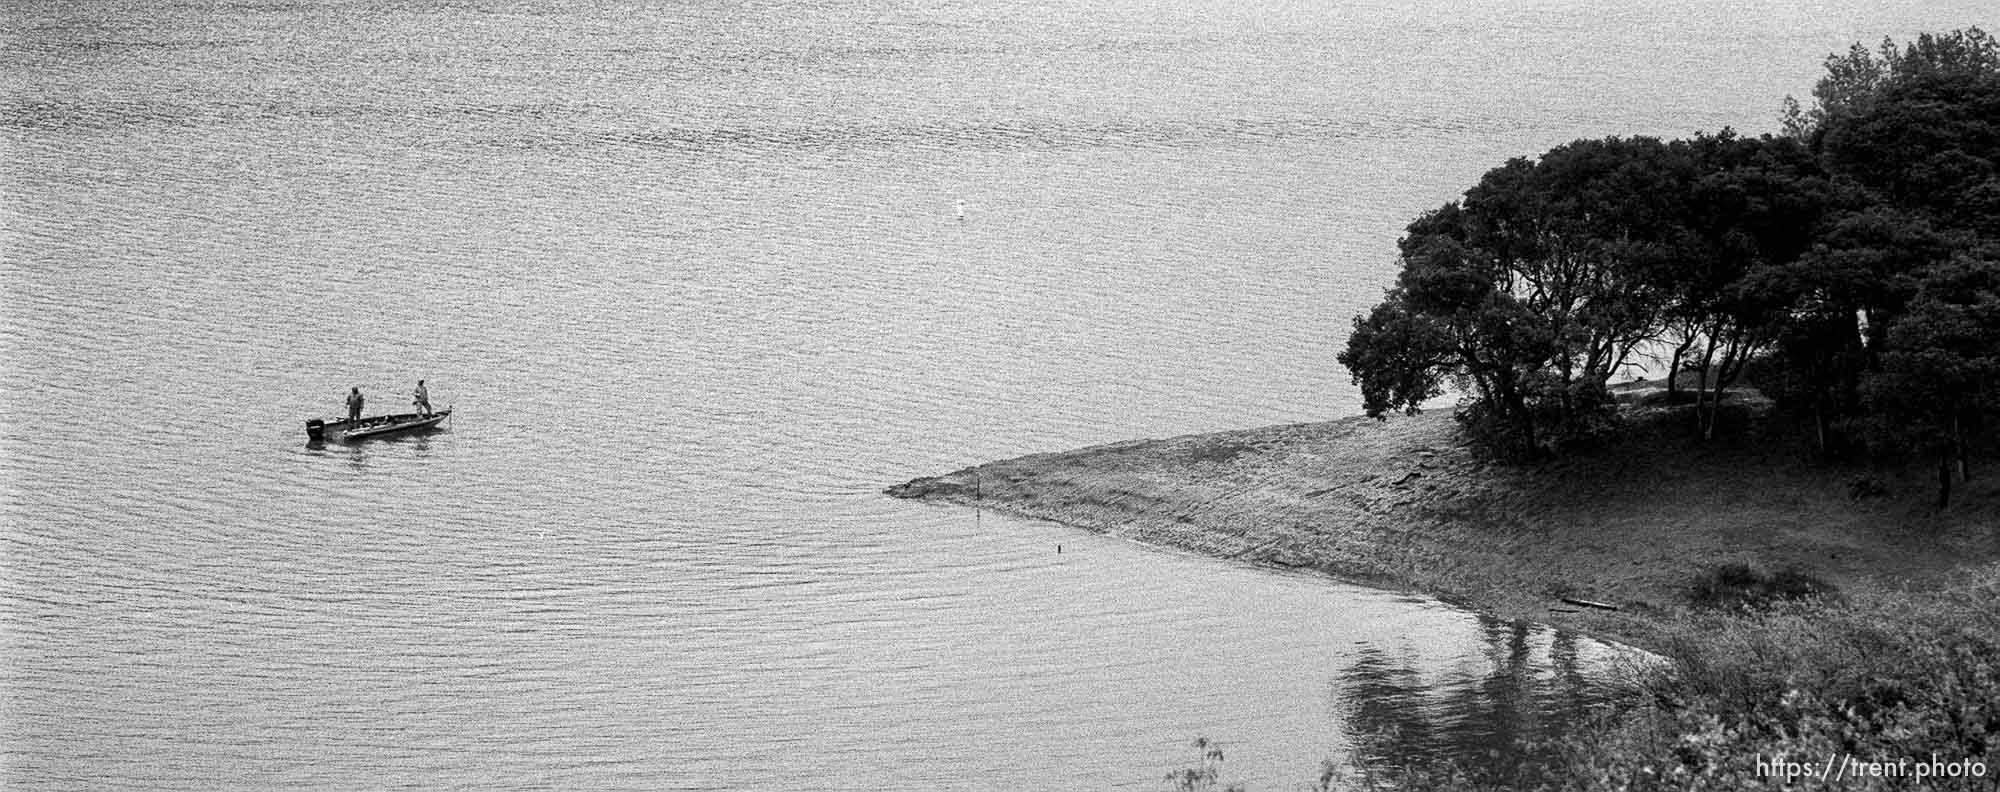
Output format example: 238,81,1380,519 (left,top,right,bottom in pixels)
889,404,1999,652
888,402,2000,788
